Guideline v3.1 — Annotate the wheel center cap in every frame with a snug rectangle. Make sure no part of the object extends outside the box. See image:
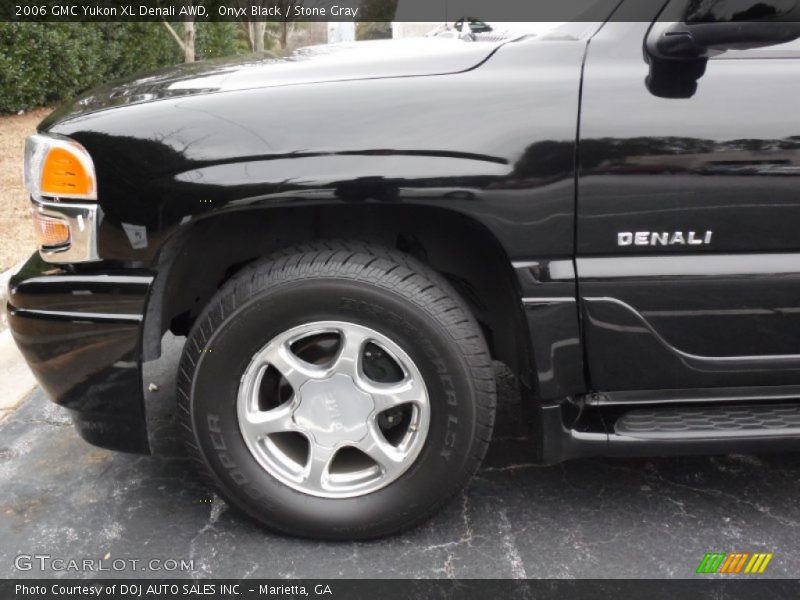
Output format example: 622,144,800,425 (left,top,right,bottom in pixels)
294,374,374,447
